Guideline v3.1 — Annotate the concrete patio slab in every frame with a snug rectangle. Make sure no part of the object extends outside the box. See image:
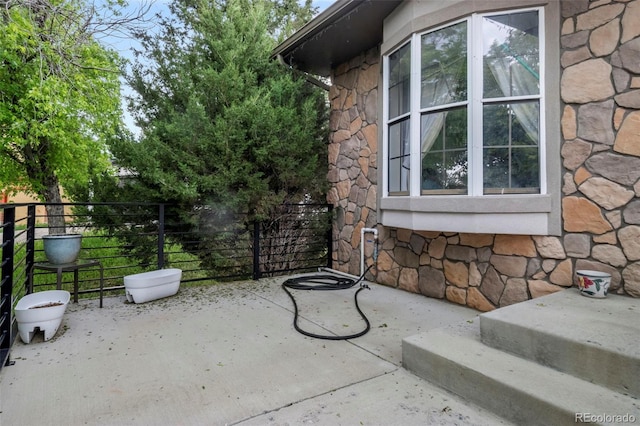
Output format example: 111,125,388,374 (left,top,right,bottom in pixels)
0,273,512,426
